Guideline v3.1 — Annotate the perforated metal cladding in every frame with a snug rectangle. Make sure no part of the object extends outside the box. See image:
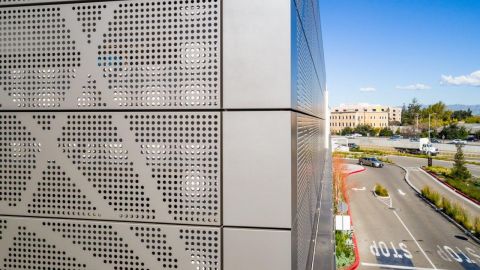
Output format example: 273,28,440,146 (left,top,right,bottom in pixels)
179,228,220,269
293,14,321,117
3,226,87,270
292,0,326,118
295,114,321,270
0,114,40,207
32,114,56,130
0,219,6,240
0,112,220,225
0,0,221,110
0,0,80,6
58,113,156,221
0,217,221,270
73,4,106,44
126,113,220,224
99,1,221,109
0,6,81,109
27,161,100,217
